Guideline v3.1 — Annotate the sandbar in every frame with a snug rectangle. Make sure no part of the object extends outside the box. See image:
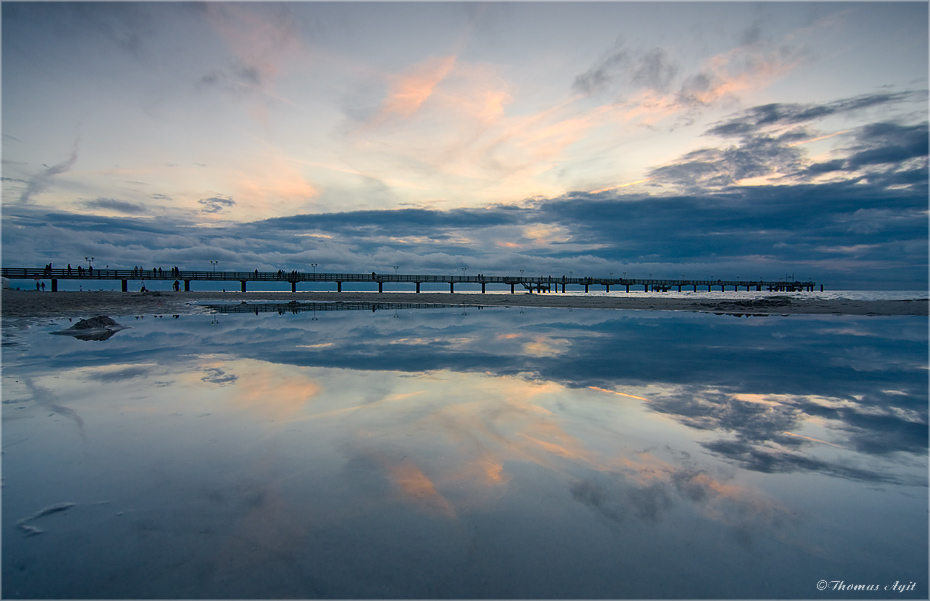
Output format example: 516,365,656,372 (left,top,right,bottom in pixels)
2,290,926,318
